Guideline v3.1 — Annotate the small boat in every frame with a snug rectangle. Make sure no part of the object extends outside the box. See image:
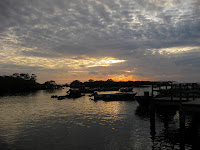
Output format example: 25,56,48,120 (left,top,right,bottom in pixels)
119,87,133,92
66,89,84,98
57,89,84,100
91,92,137,101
